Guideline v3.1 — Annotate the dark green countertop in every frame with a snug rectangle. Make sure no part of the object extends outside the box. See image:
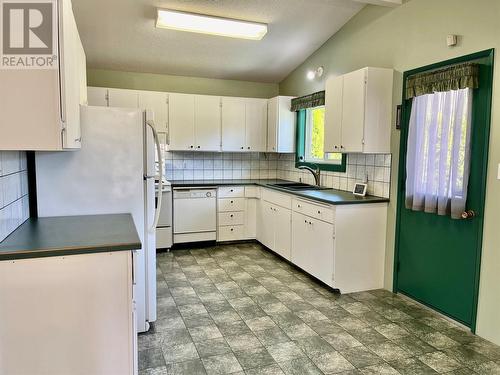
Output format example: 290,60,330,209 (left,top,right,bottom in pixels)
169,179,389,205
0,214,141,261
